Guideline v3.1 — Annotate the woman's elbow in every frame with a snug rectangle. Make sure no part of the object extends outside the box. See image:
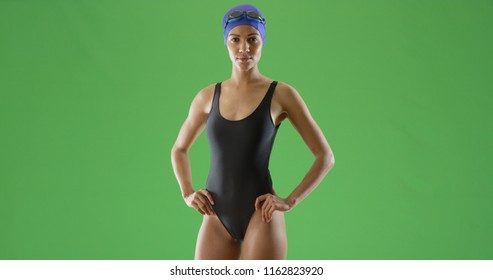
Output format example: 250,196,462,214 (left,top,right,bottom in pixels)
171,145,187,160
318,150,335,170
